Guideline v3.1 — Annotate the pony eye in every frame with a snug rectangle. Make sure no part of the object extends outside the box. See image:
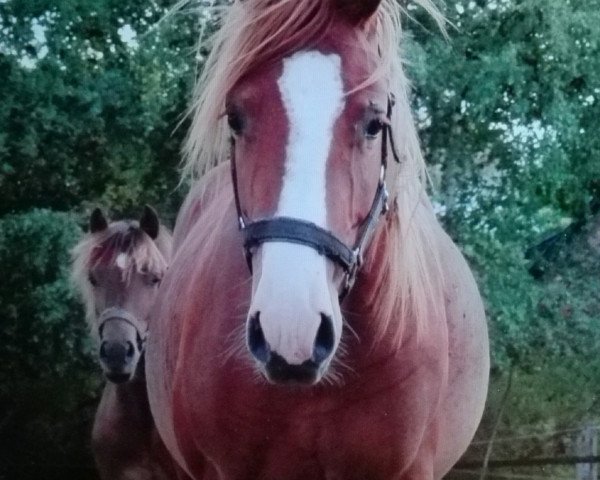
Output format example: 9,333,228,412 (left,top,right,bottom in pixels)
227,110,244,135
146,274,161,286
88,273,98,287
365,119,384,139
